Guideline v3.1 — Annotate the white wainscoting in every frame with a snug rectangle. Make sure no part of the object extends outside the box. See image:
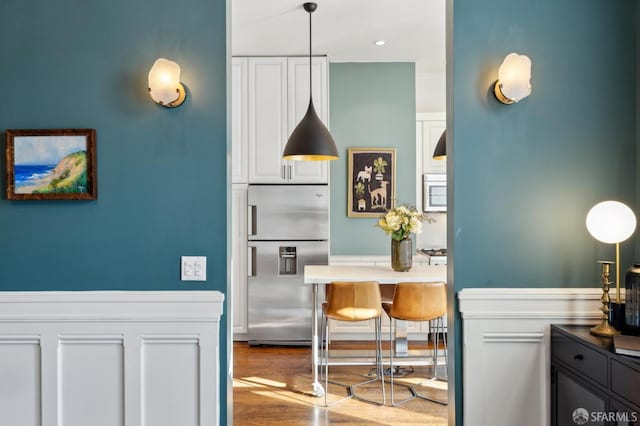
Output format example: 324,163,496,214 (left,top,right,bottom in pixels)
458,288,611,426
0,291,224,426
